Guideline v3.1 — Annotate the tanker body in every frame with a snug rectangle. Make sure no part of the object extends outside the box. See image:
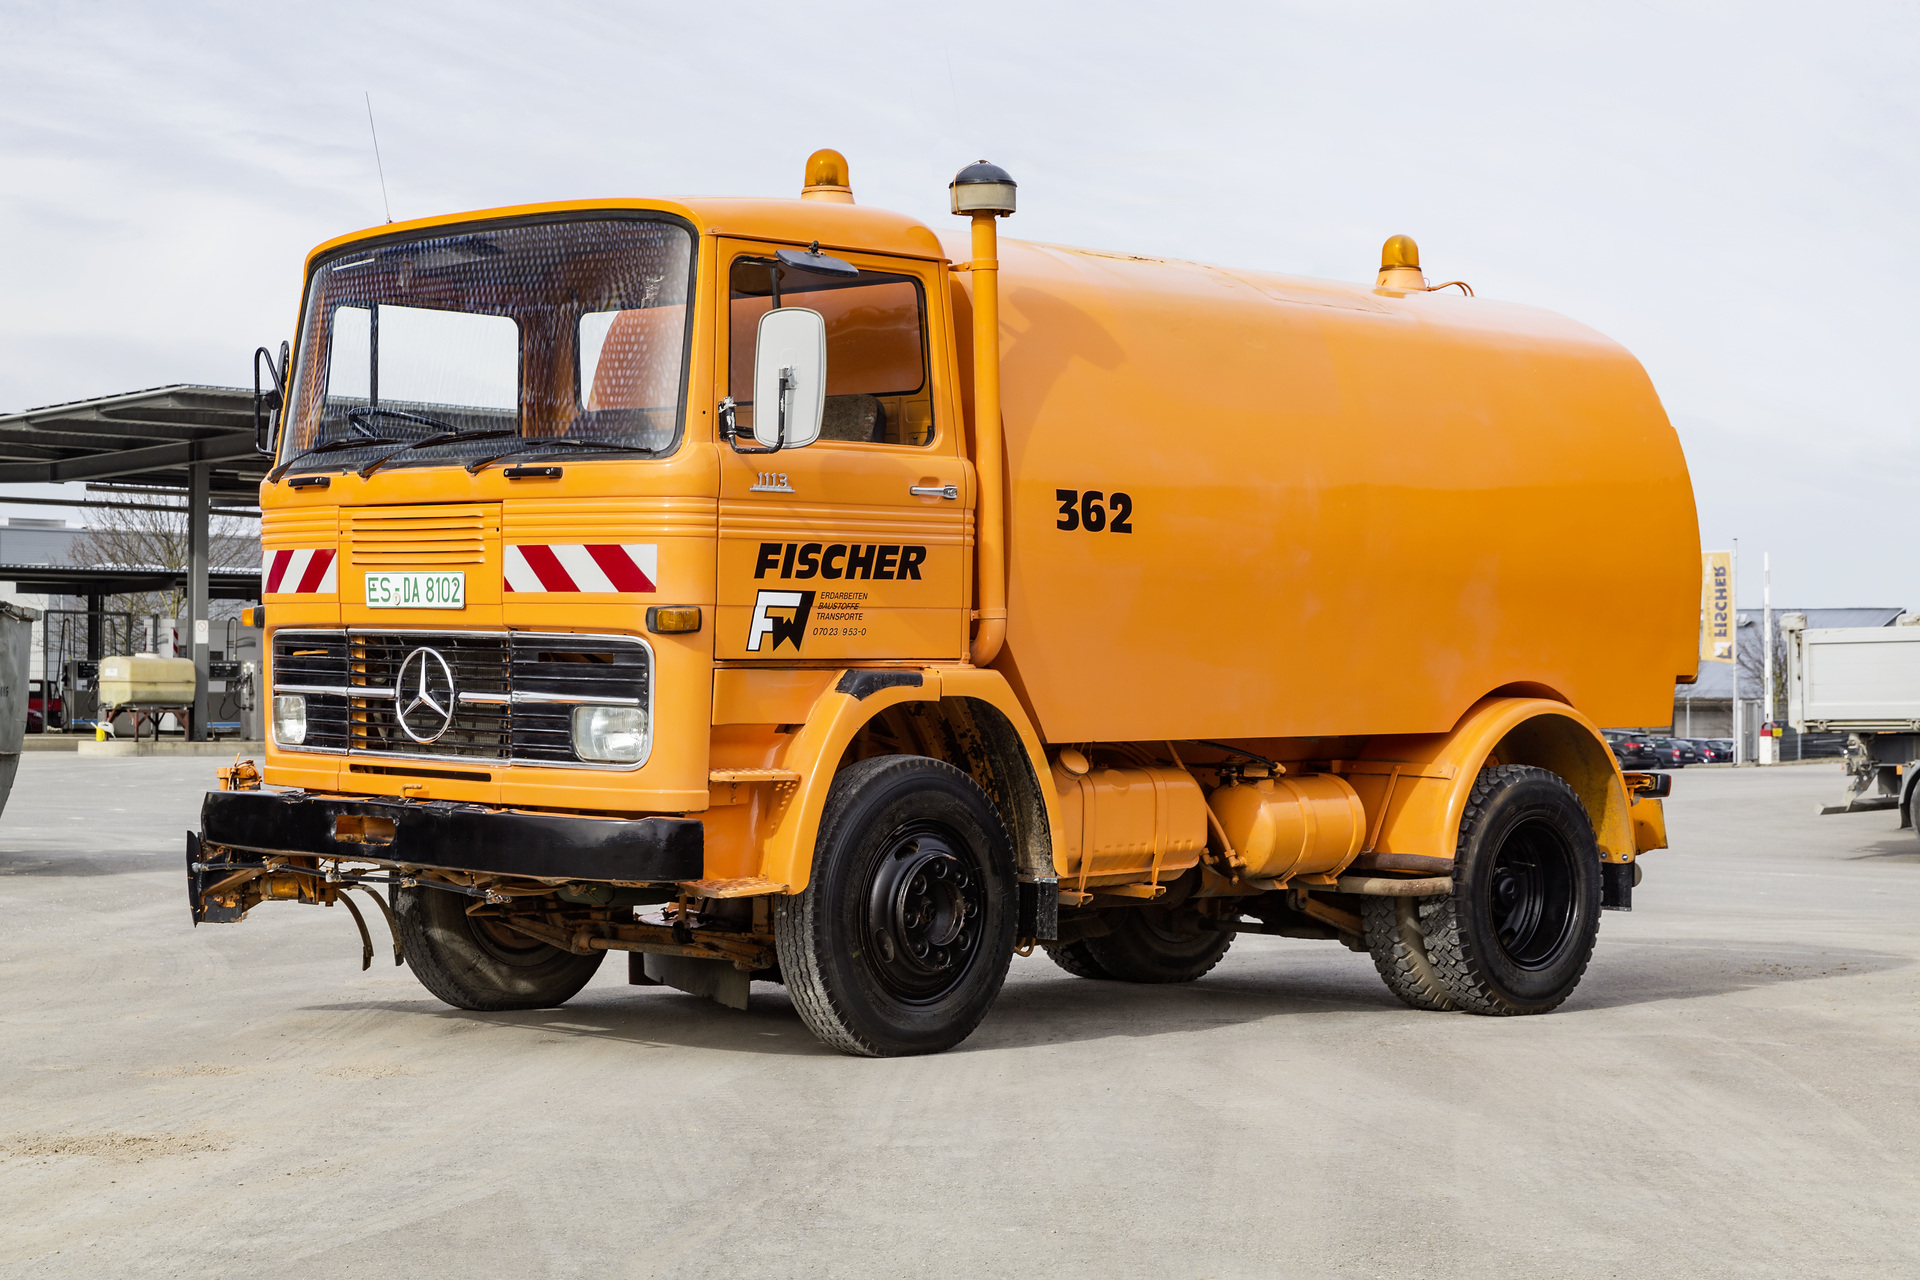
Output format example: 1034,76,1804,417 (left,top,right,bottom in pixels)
190,150,1696,1056
978,240,1698,742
